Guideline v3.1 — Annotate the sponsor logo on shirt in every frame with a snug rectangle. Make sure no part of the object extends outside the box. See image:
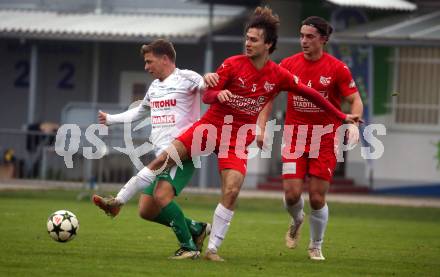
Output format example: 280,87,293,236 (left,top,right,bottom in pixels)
319,76,332,86
226,95,267,115
292,91,328,113
238,77,246,88
150,99,177,108
349,79,356,88
151,115,176,124
264,81,275,92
